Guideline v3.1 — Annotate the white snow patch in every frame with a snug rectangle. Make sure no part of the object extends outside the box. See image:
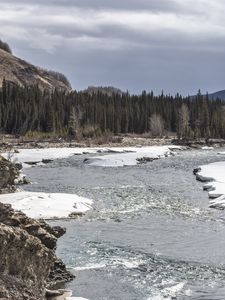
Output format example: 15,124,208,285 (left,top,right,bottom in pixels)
2,148,99,168
163,282,186,298
196,162,225,209
218,151,225,155
2,145,183,168
0,191,92,219
84,146,183,167
148,282,186,300
201,146,214,150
